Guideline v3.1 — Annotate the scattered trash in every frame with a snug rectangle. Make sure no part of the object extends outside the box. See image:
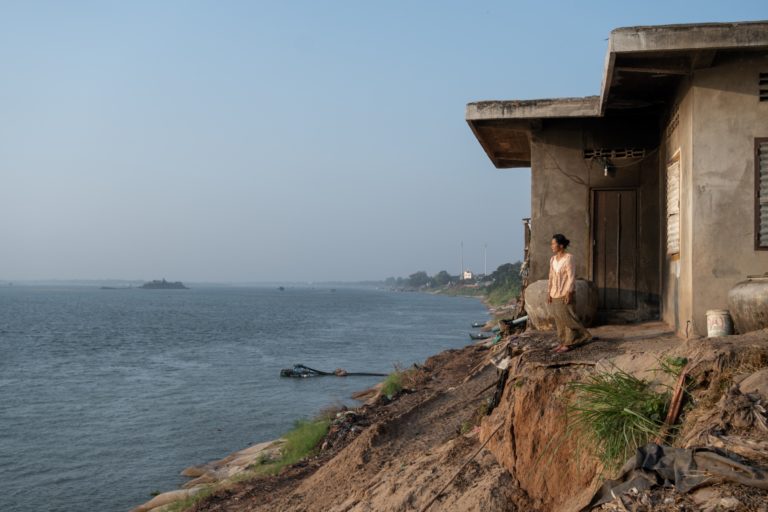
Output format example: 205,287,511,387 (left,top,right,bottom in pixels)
585,443,768,510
